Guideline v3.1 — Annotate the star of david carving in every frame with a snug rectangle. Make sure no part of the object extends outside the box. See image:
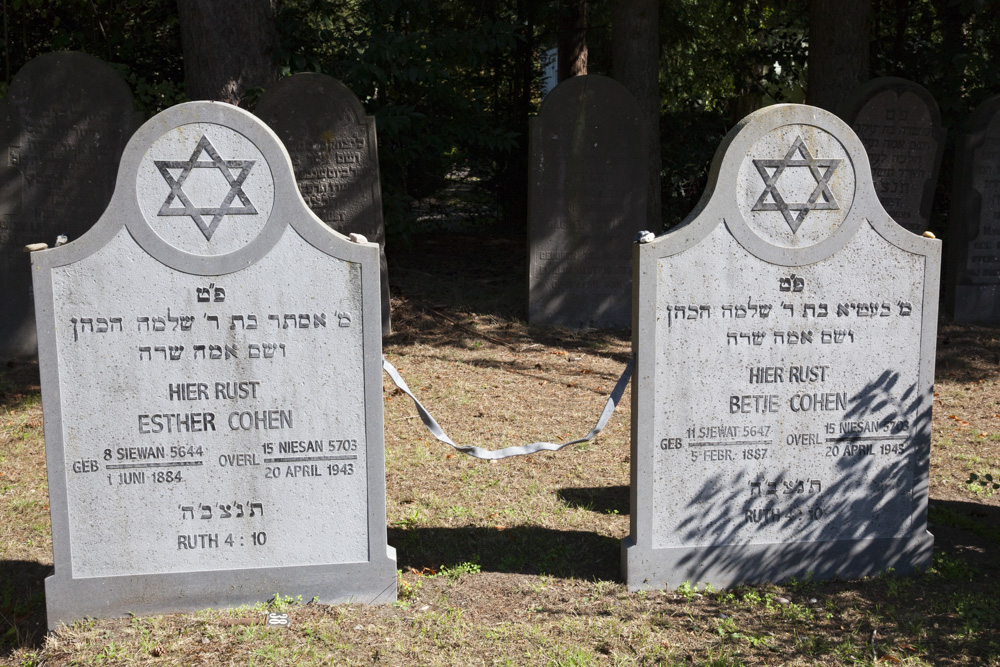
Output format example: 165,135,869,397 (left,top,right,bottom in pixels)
154,135,257,241
751,136,842,234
